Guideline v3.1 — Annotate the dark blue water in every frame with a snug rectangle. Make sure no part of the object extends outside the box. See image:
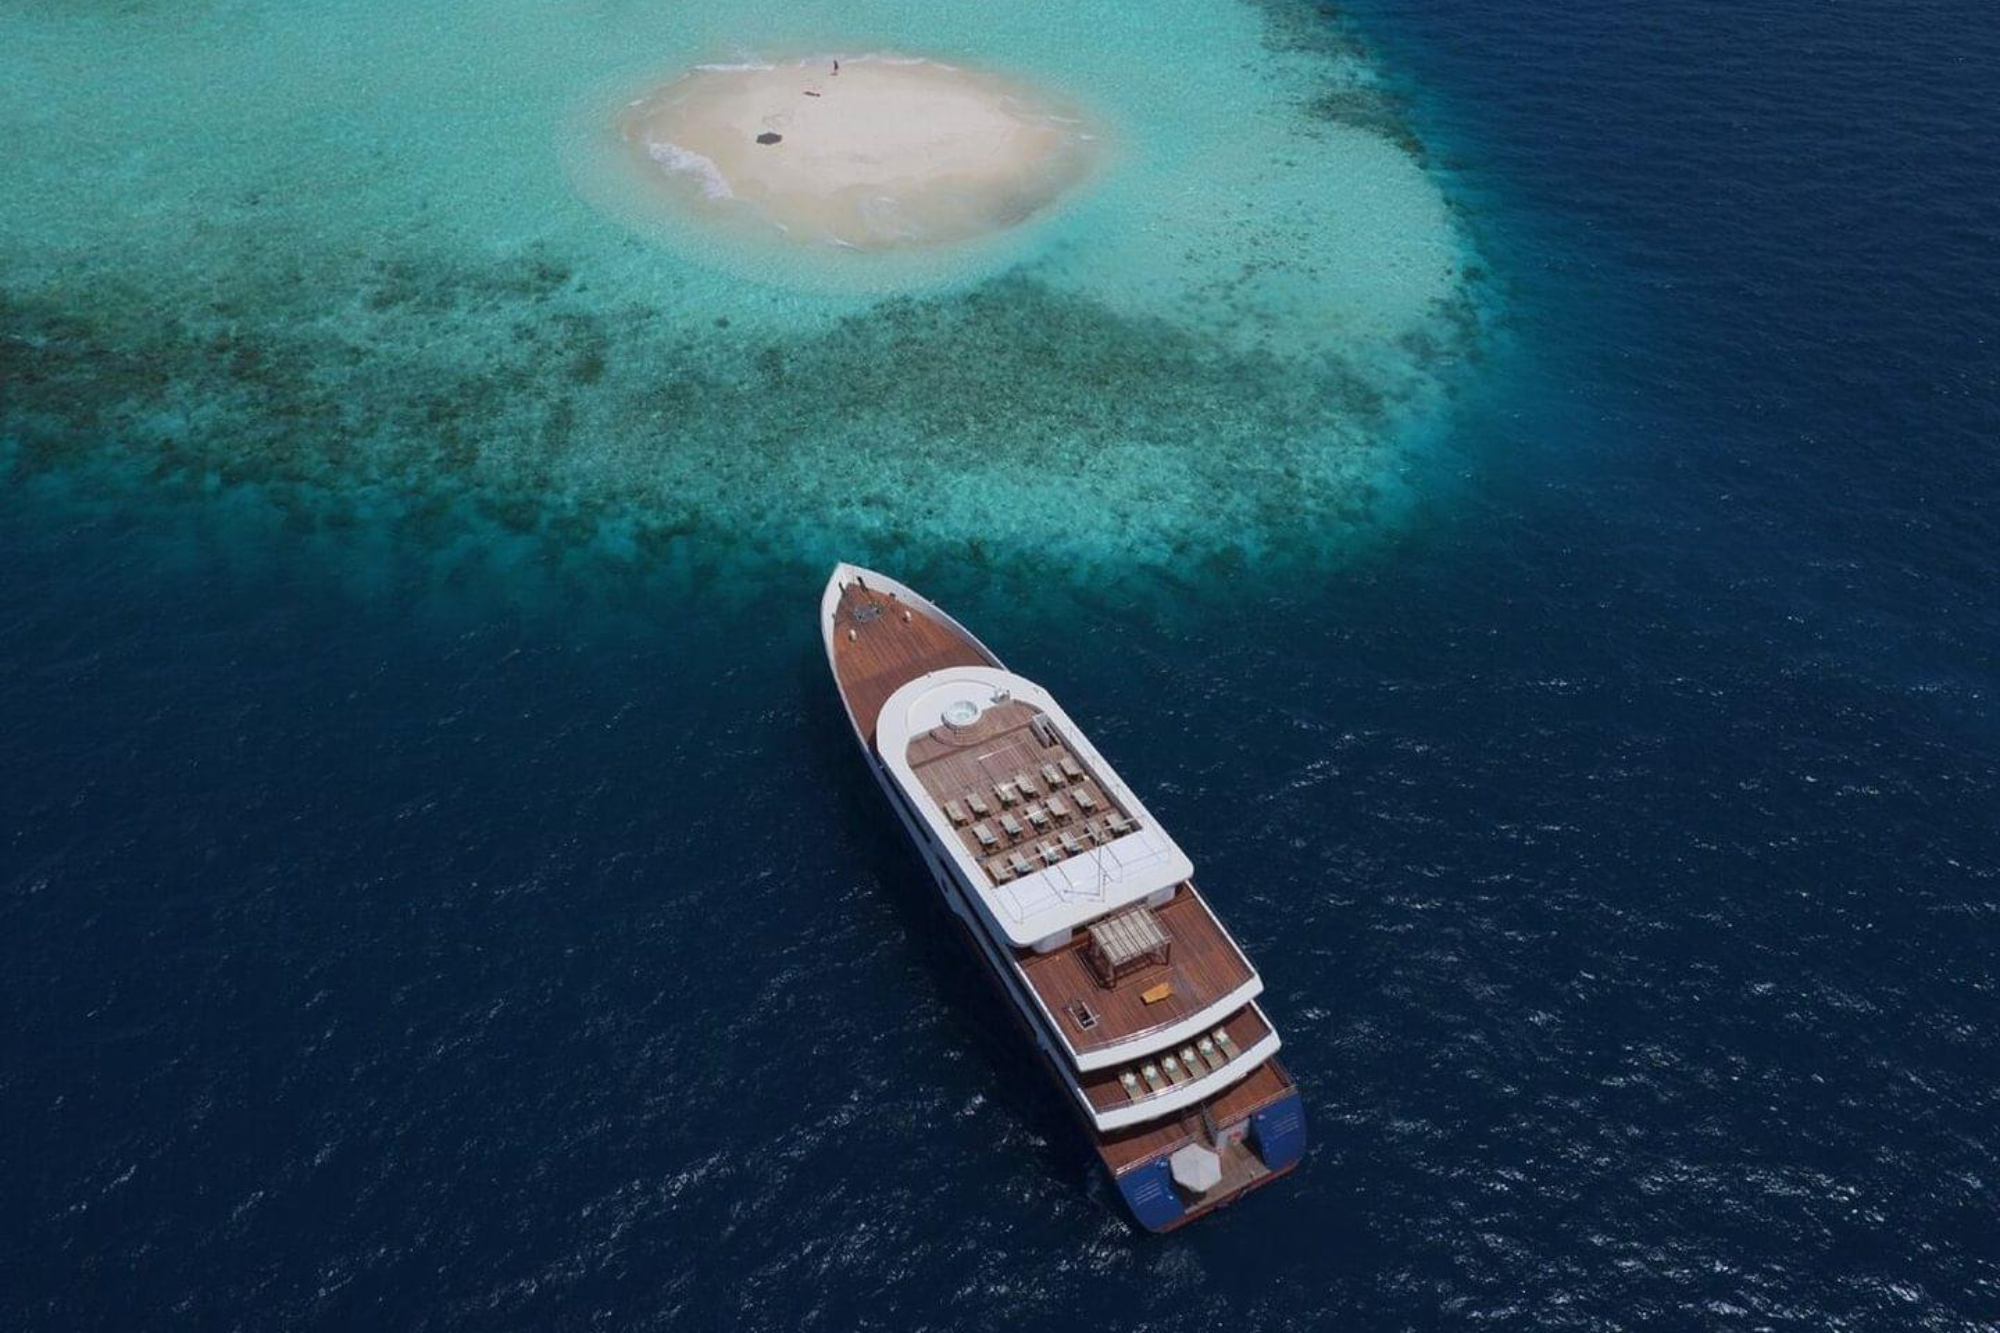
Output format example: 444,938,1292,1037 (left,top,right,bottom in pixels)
6,0,1998,1327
